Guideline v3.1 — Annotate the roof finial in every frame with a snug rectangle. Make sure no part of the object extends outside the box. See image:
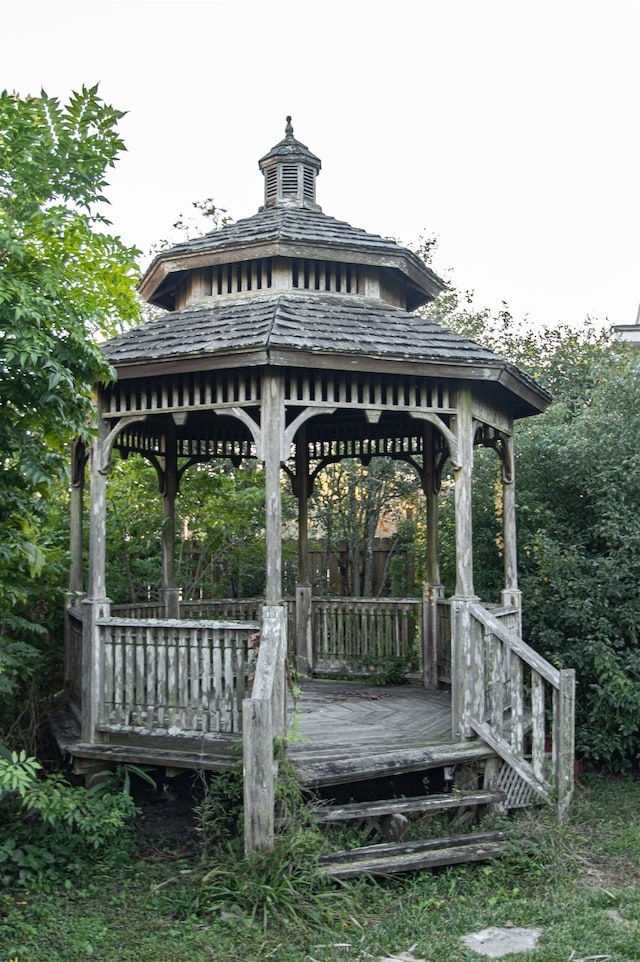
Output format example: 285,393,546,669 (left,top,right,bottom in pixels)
285,115,294,138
